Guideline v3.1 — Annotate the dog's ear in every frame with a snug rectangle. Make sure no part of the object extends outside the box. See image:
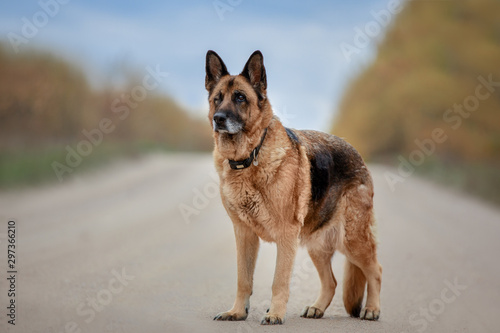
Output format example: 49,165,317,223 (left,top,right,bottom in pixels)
205,50,229,92
240,50,267,94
